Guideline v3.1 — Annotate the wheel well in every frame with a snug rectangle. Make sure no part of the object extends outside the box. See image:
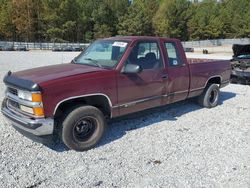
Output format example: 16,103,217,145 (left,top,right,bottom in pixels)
54,95,111,119
207,76,221,86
